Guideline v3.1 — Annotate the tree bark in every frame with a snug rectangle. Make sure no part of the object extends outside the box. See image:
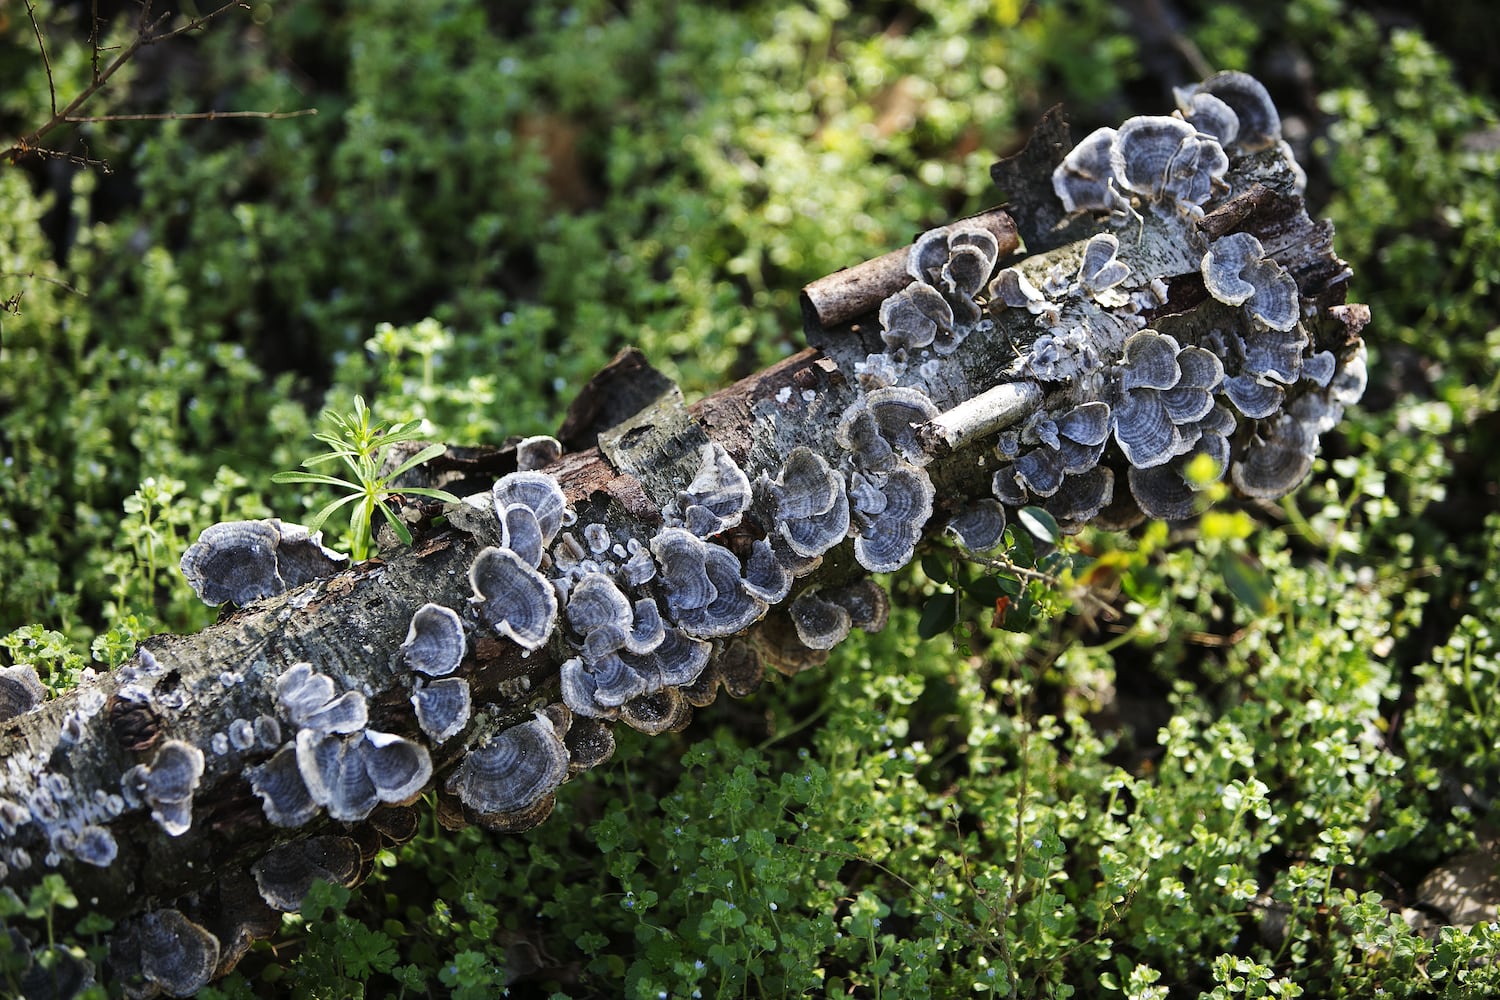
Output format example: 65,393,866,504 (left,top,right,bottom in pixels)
0,108,1368,994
